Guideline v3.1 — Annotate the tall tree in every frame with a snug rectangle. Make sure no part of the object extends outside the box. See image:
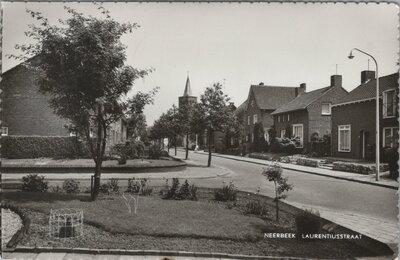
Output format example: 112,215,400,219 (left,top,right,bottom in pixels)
192,83,235,167
12,6,153,200
178,102,195,160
